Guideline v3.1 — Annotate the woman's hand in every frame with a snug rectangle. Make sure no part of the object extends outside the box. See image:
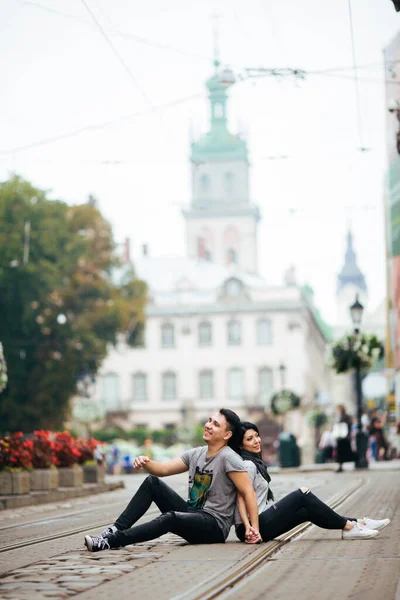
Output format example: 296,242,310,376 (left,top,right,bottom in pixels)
245,526,262,544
